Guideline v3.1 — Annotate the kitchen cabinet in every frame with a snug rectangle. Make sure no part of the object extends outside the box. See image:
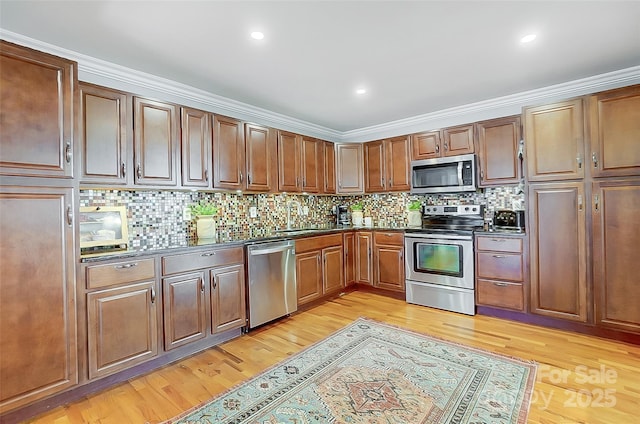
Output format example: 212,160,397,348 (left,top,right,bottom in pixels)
79,83,130,185
411,124,474,161
133,97,180,186
162,272,207,350
213,115,245,190
476,235,526,311
411,130,441,160
0,41,76,179
0,186,77,413
355,231,373,285
373,231,405,292
84,258,158,379
295,234,344,305
335,143,364,194
588,85,640,178
343,232,356,286
323,141,336,194
524,98,585,182
302,136,323,193
245,123,276,192
181,107,212,188
277,130,302,192
528,182,588,322
210,264,246,333
592,178,640,333
364,136,410,193
476,116,522,187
